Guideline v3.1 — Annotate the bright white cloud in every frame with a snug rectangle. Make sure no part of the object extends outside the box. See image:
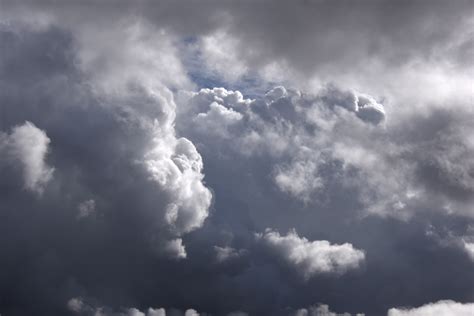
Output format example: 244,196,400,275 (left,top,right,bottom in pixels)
387,300,474,316
145,136,212,236
257,229,365,279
